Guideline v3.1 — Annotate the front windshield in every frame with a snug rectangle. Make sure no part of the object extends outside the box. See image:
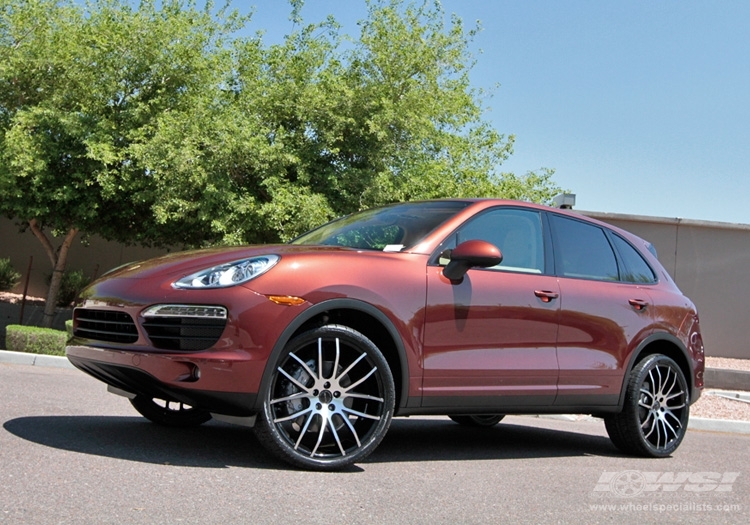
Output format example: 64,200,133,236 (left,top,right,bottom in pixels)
291,201,470,251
